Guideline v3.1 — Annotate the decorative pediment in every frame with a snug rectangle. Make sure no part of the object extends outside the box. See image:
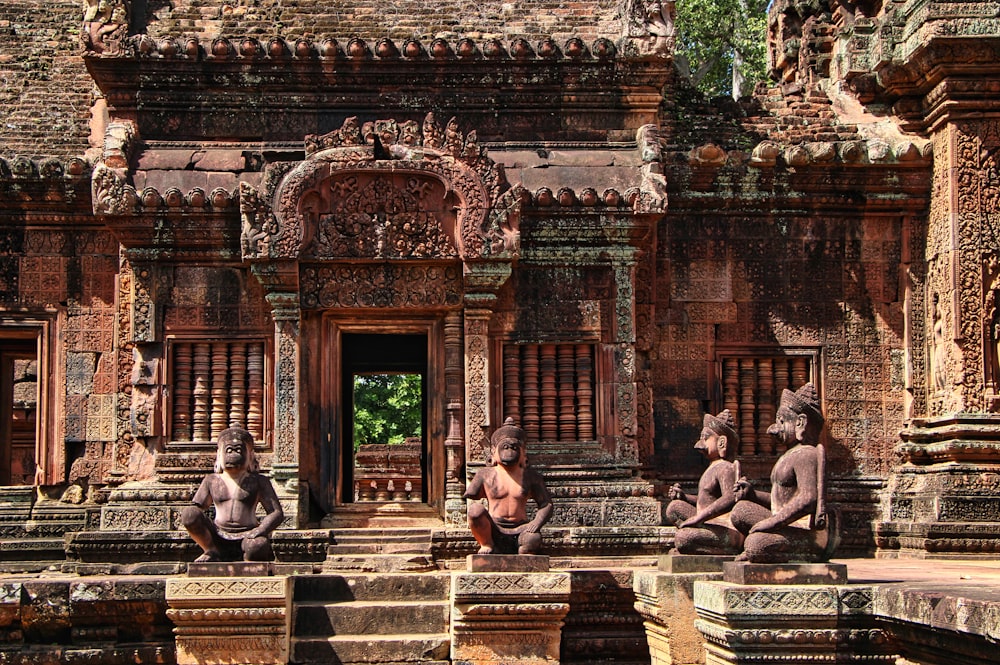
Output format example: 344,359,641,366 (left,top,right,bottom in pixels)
240,113,521,262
